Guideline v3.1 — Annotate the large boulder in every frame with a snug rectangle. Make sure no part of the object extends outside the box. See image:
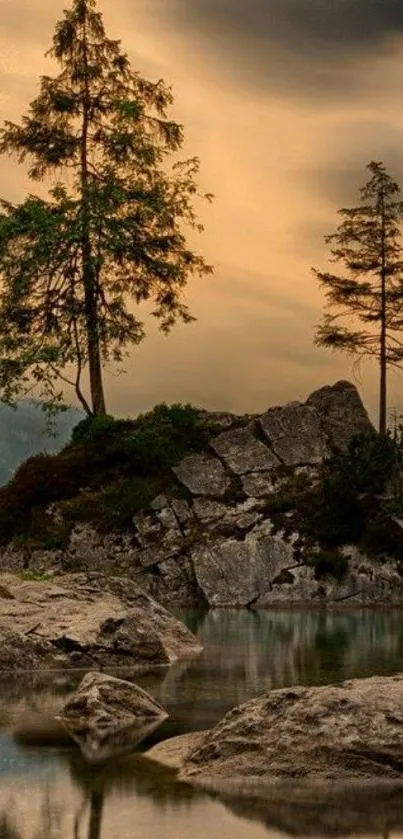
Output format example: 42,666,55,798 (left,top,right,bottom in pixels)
180,674,403,784
306,380,374,450
0,573,202,671
60,671,167,762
